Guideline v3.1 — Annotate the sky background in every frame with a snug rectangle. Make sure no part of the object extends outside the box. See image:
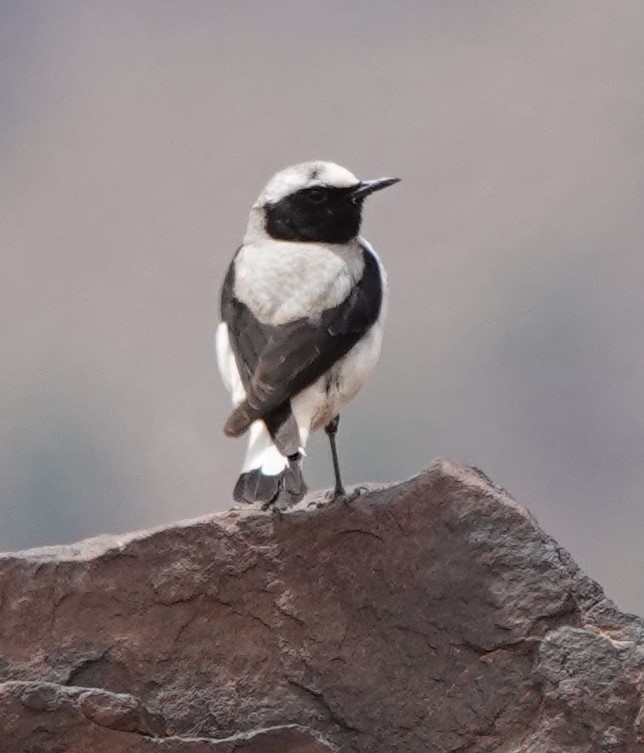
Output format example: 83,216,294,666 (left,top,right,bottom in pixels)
2,1,644,613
